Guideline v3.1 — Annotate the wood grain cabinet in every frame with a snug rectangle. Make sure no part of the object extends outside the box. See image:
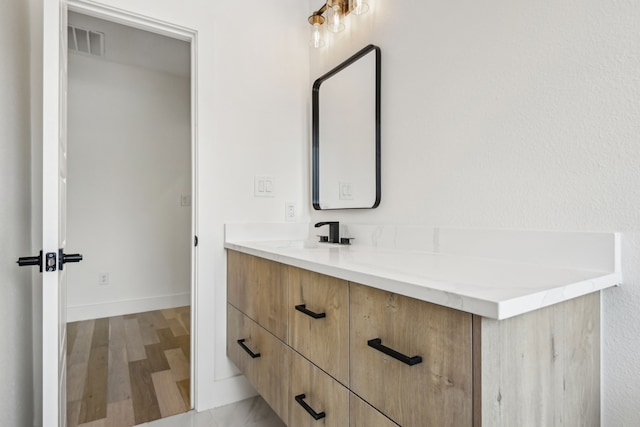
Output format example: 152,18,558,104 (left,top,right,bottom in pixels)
350,282,473,427
349,394,398,427
227,250,288,341
227,250,601,427
289,350,349,427
288,267,349,385
227,304,290,424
